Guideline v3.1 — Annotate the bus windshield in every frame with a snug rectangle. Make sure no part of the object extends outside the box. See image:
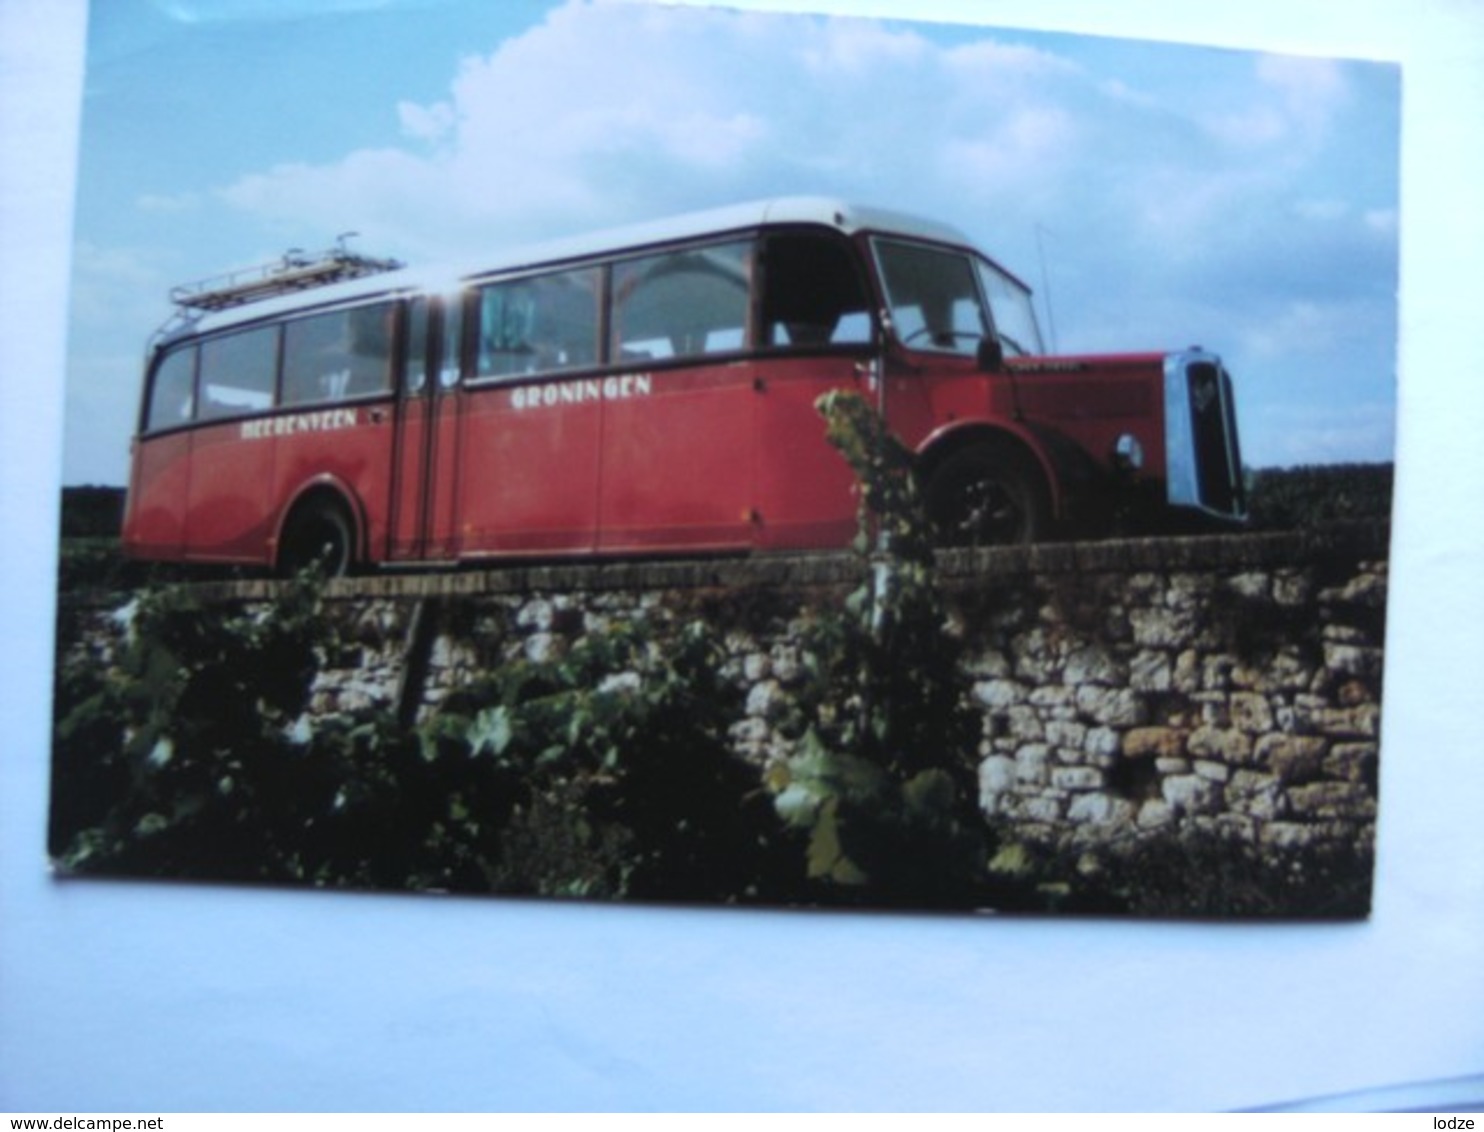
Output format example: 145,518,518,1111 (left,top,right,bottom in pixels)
873,237,1042,358
975,256,1043,357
